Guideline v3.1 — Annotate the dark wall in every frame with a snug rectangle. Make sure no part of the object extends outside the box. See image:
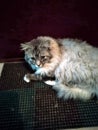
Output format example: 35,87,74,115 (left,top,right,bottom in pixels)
0,0,98,59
